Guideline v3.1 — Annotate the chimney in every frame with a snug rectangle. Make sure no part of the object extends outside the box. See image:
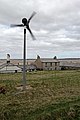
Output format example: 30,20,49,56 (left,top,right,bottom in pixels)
37,55,40,59
7,54,10,63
